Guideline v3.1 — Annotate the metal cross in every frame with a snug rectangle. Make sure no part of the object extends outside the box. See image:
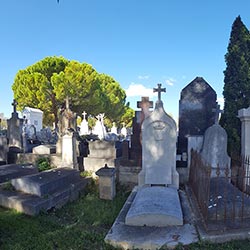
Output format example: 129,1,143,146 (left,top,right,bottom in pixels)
82,111,87,120
12,99,18,113
153,83,166,102
212,103,224,124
